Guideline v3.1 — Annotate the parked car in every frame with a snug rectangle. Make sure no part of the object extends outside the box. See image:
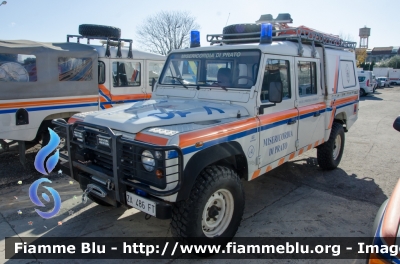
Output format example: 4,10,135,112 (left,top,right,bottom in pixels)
367,117,400,263
357,71,375,96
377,77,390,88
